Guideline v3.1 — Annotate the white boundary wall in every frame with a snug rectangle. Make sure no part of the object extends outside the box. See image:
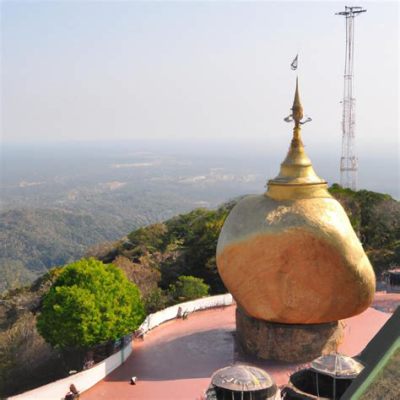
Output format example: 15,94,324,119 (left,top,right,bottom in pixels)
138,293,233,334
9,294,234,400
9,342,132,400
